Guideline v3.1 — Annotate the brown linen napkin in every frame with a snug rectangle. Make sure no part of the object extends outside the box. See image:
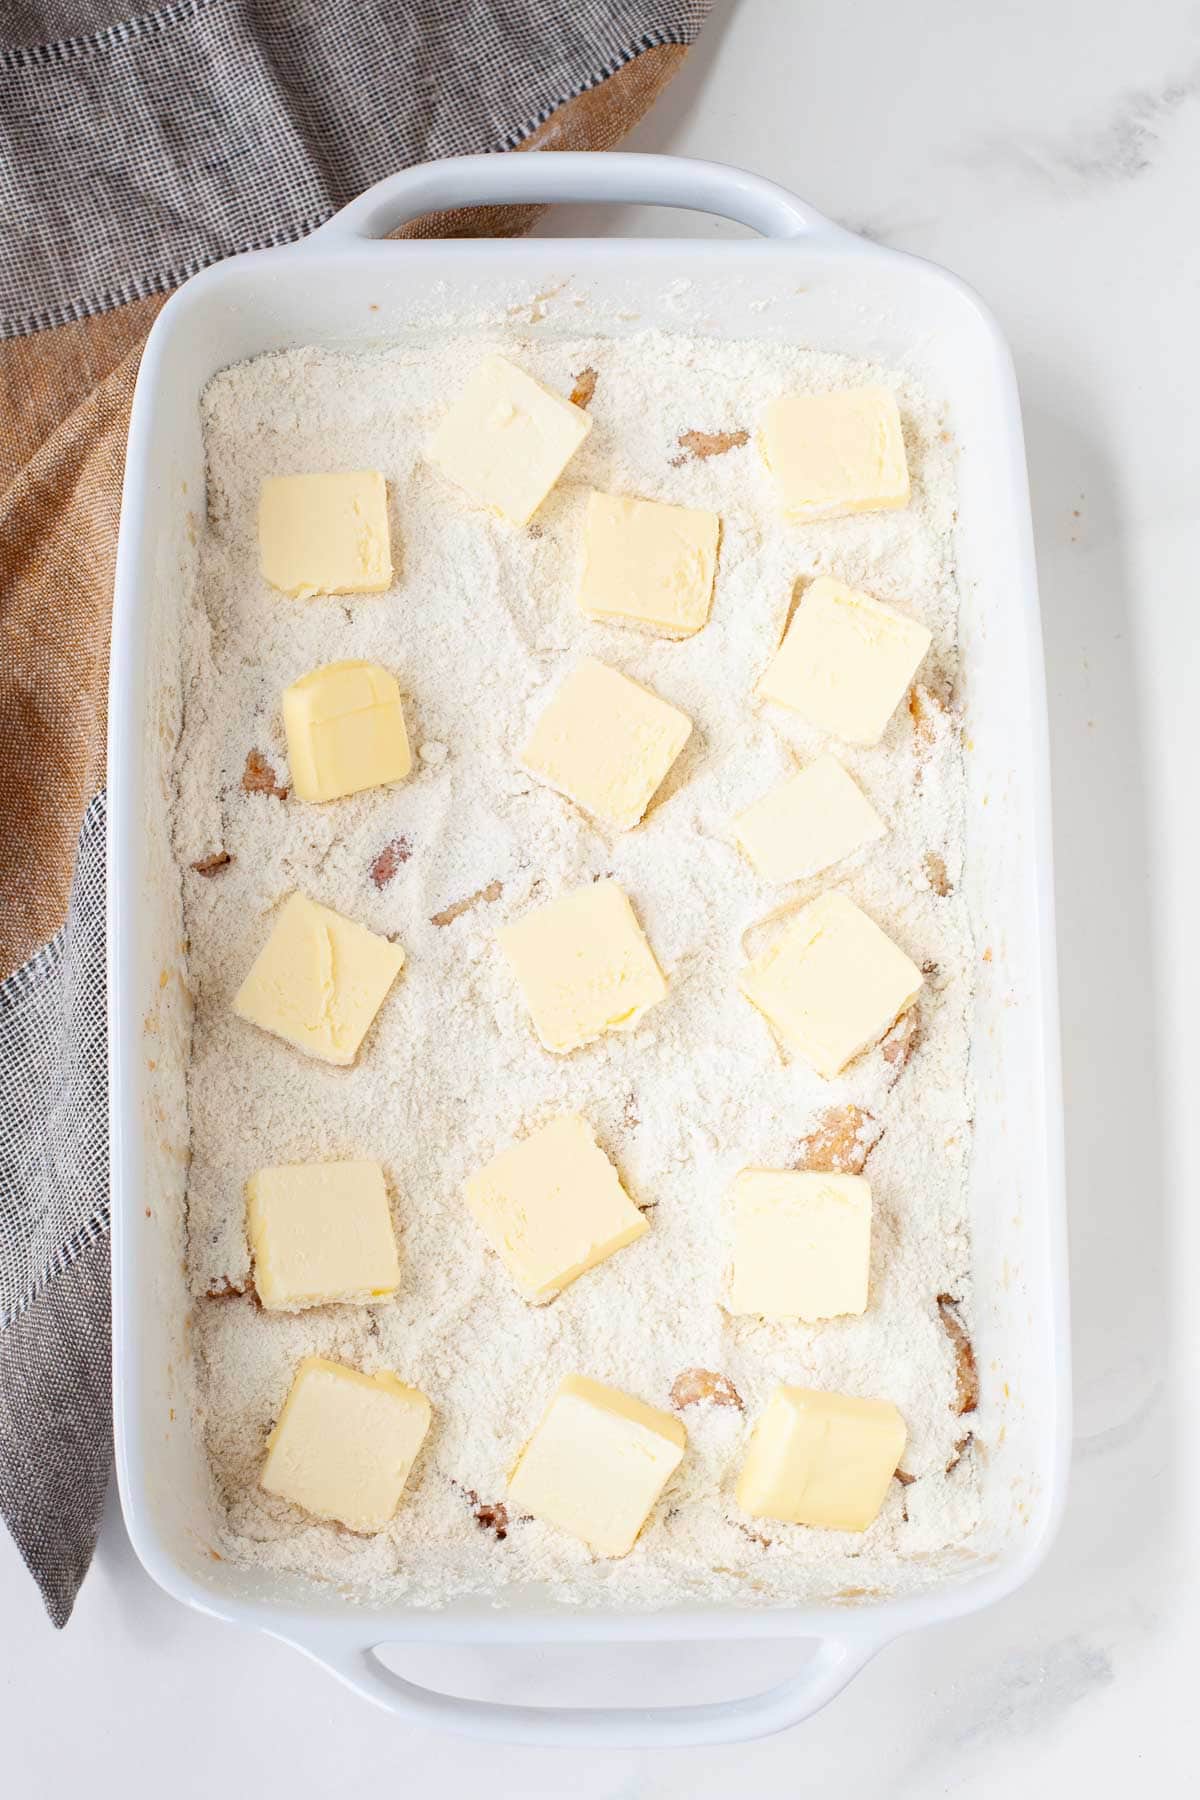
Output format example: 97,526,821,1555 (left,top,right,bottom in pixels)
0,0,710,1626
